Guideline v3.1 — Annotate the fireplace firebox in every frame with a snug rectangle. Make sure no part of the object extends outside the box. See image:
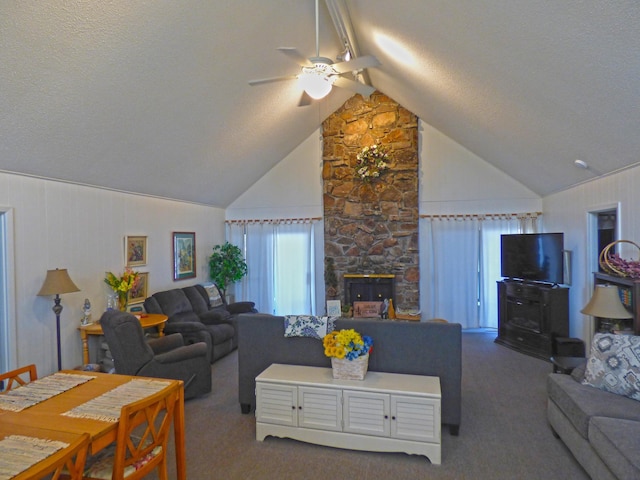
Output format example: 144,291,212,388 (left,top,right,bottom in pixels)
344,274,395,306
